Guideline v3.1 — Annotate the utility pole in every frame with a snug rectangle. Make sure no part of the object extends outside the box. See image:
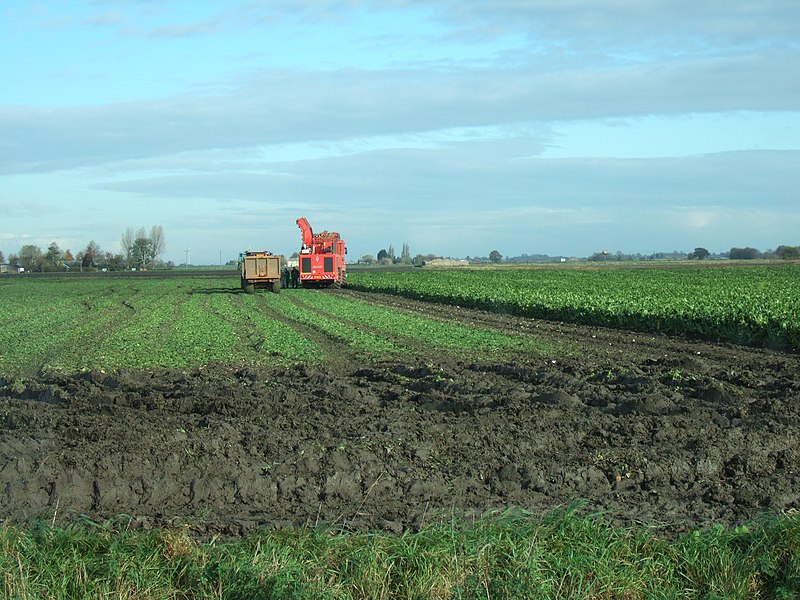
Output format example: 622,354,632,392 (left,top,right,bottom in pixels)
184,248,190,270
